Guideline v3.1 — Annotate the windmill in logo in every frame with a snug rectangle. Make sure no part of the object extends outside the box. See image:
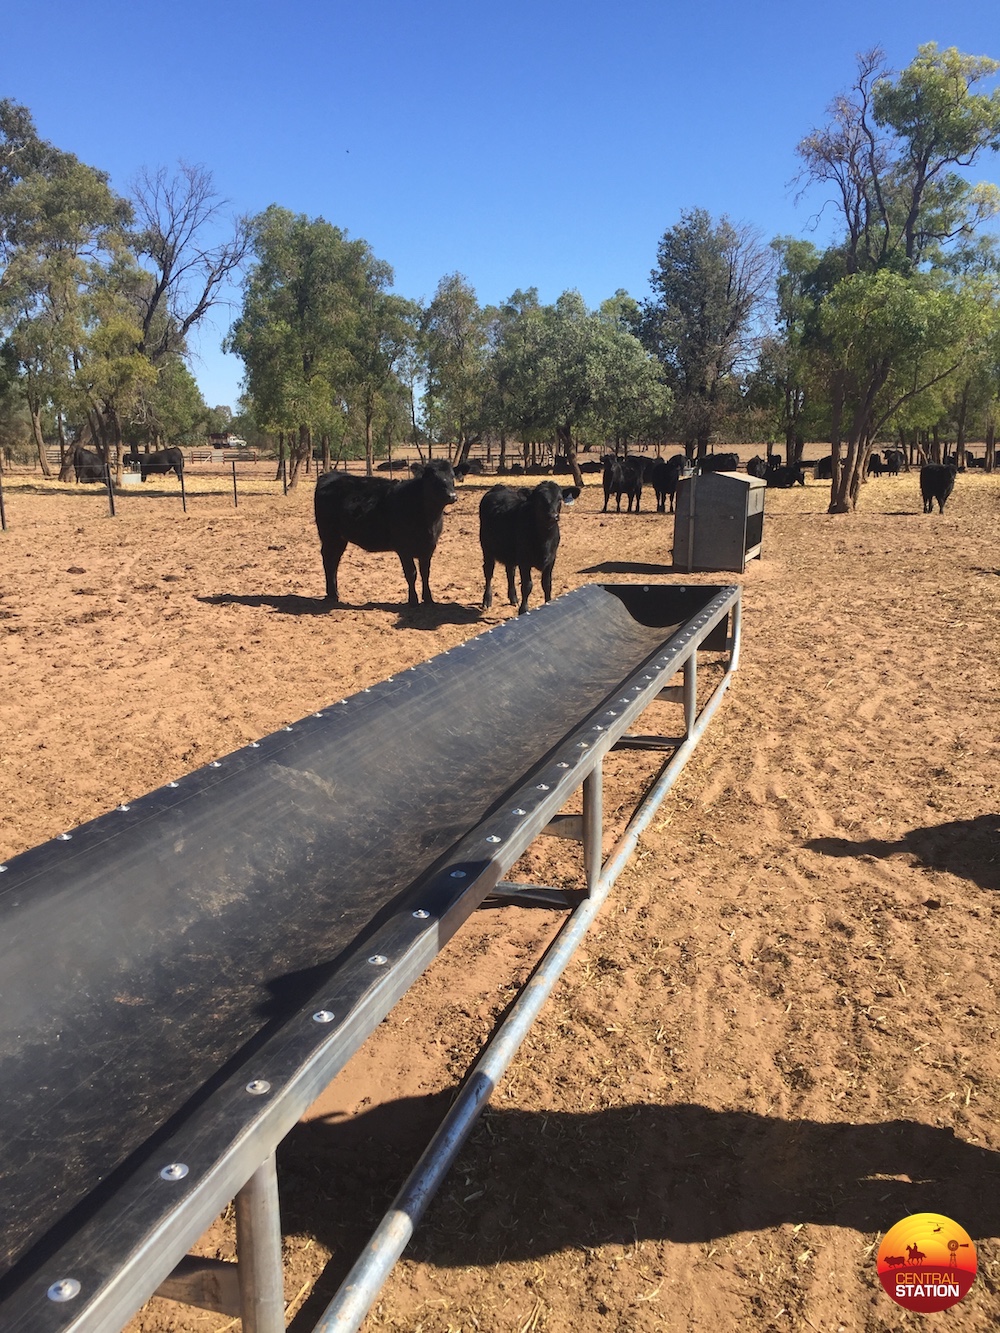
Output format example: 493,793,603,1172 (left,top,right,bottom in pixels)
948,1239,970,1272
